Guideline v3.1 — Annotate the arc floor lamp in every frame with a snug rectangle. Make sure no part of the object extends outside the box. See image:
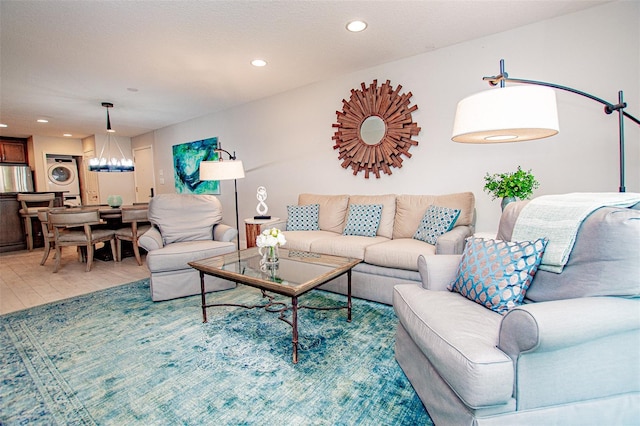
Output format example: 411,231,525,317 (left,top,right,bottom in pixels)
452,59,640,192
199,145,245,250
